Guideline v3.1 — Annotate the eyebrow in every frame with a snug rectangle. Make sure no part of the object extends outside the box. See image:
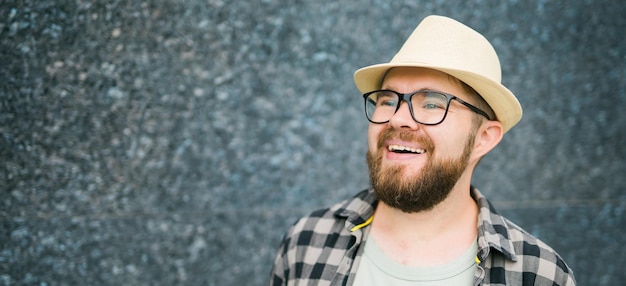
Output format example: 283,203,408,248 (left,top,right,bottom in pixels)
380,86,437,92
378,87,477,107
